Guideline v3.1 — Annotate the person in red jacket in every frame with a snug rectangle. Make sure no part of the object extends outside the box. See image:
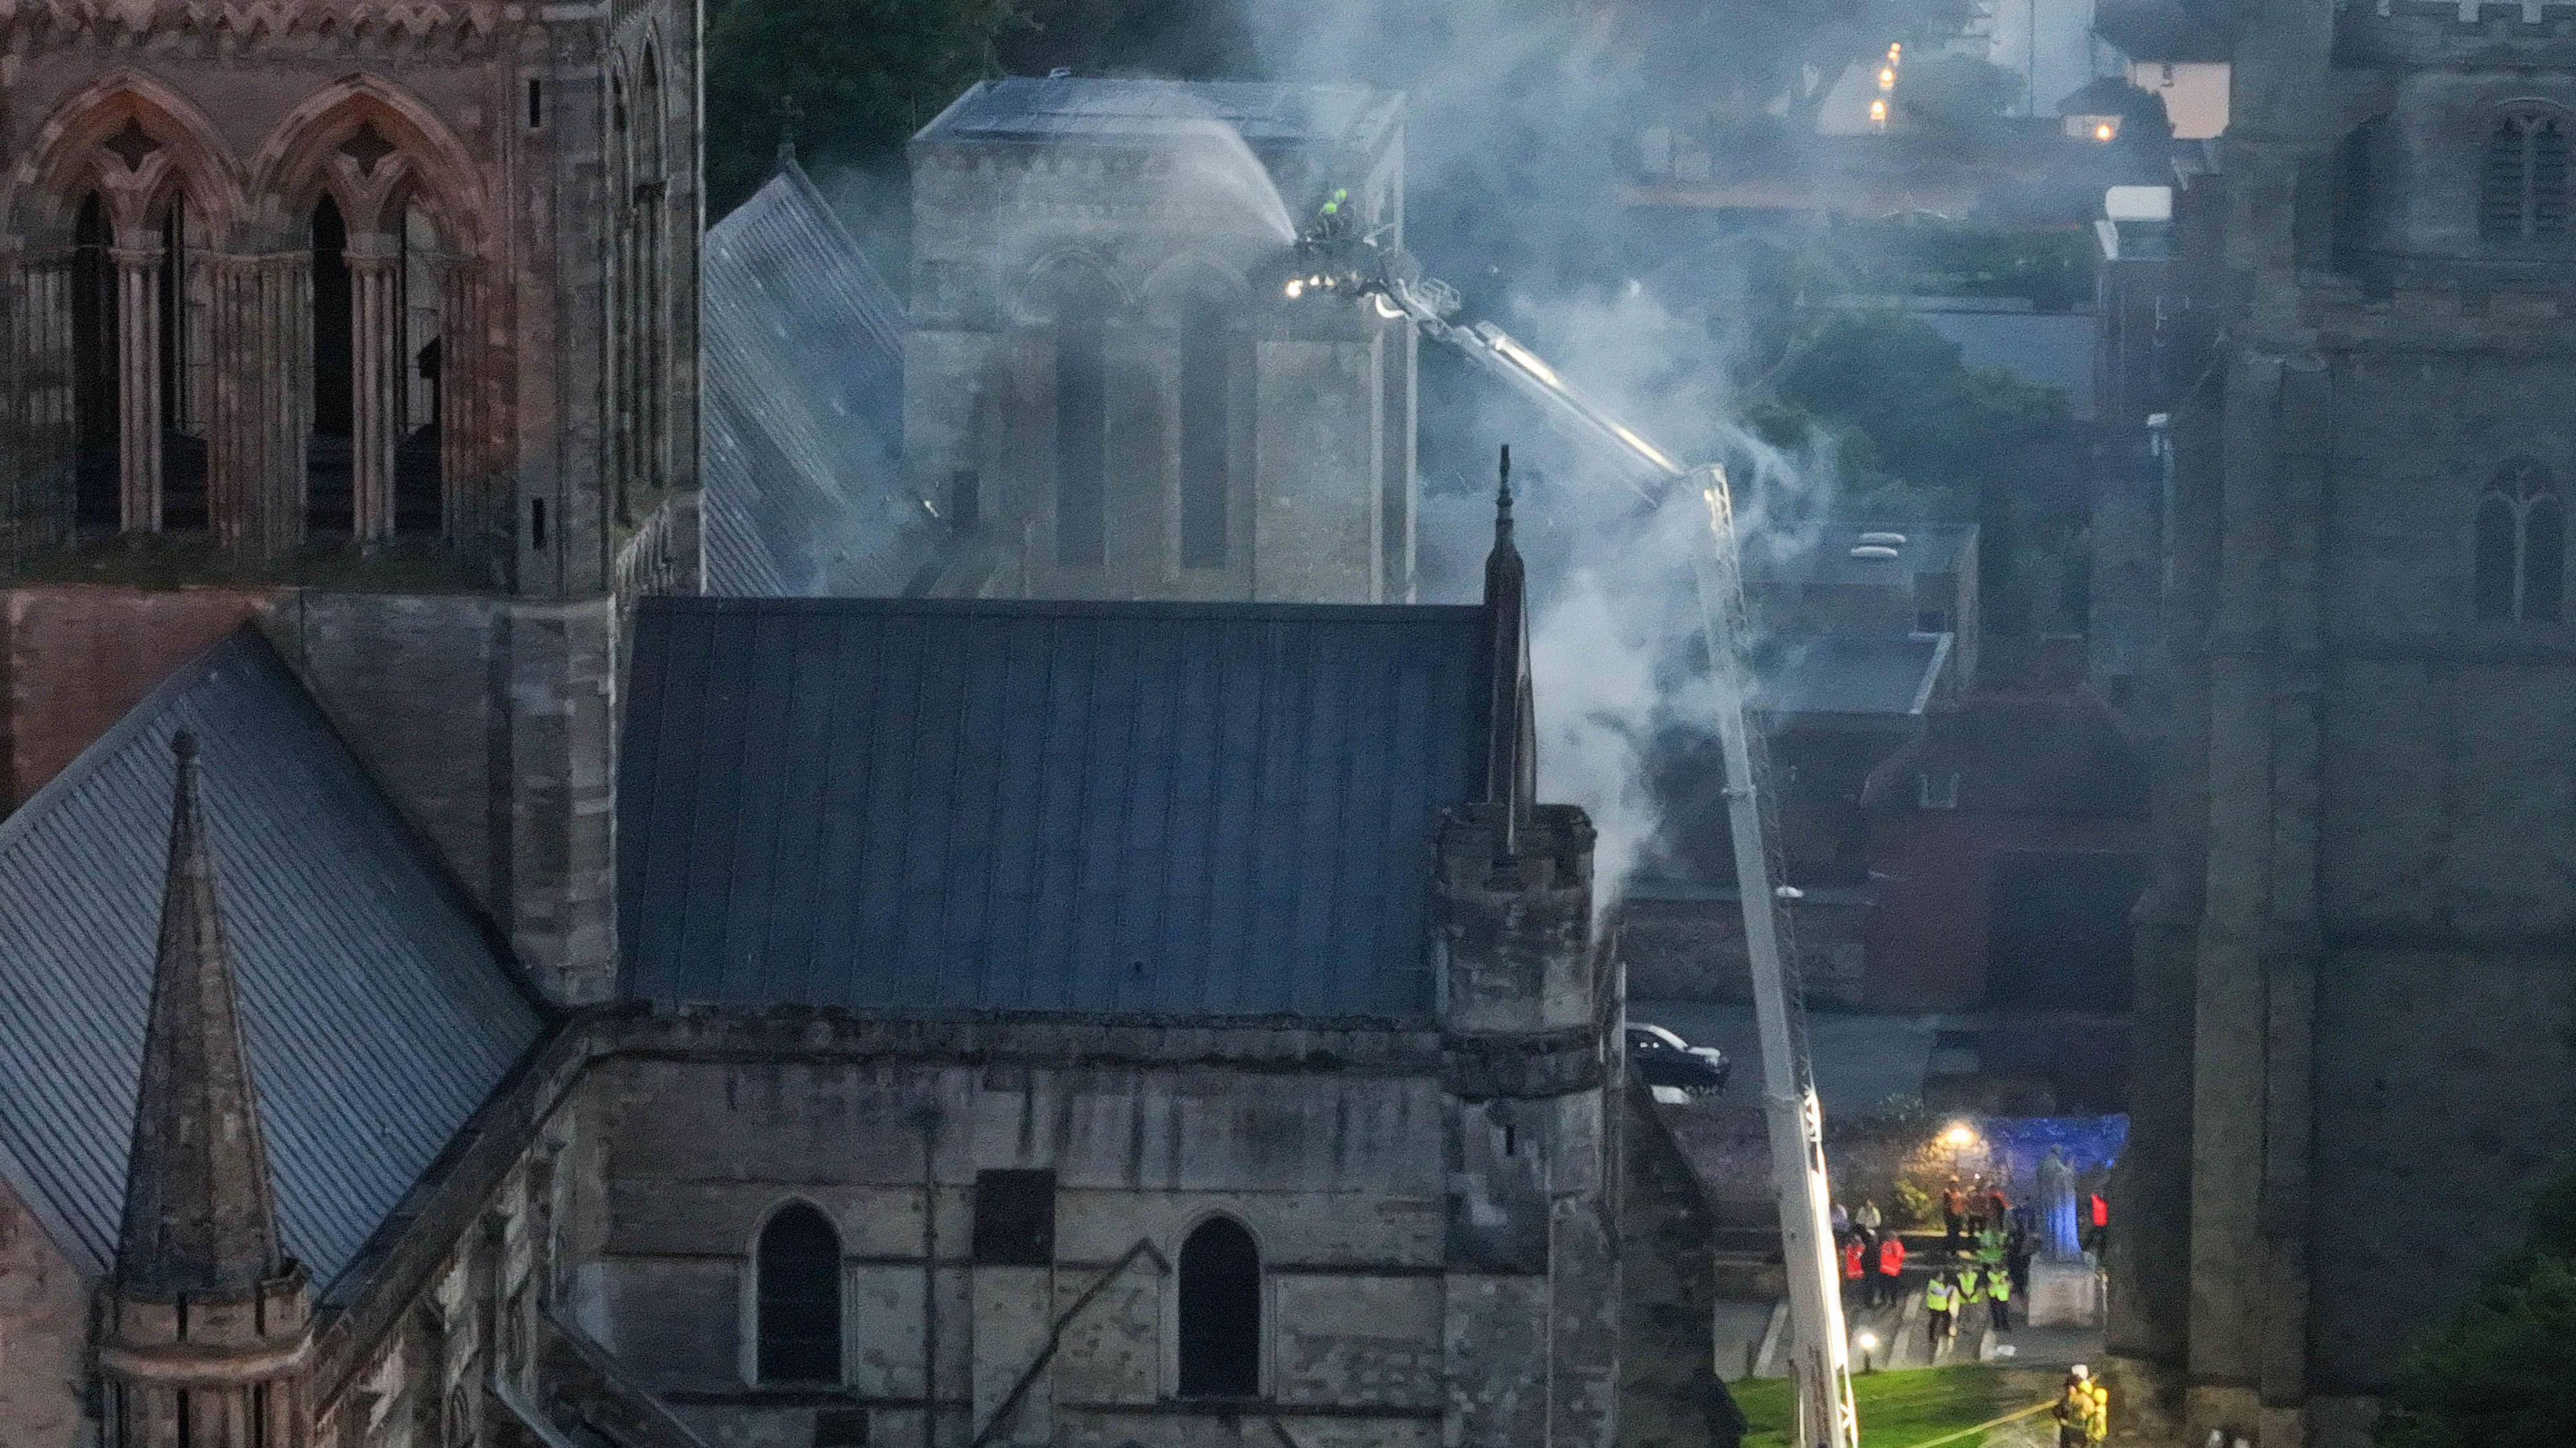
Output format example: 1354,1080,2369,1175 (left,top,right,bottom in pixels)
1841,1235,1866,1304
2086,1192,2110,1254
1874,1232,1907,1306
